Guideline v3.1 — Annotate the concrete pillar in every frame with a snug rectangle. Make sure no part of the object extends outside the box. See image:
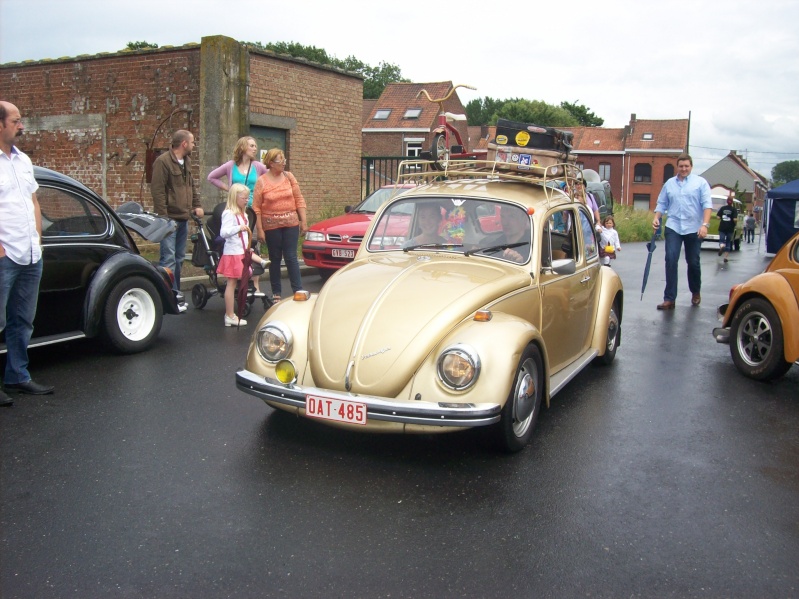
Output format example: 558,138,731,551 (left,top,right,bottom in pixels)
199,35,249,210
